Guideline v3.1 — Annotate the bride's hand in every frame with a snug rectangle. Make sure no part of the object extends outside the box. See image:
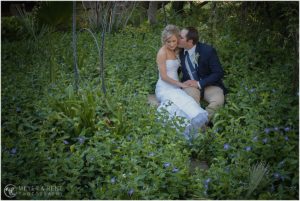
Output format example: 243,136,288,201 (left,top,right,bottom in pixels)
184,80,199,88
180,83,190,88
